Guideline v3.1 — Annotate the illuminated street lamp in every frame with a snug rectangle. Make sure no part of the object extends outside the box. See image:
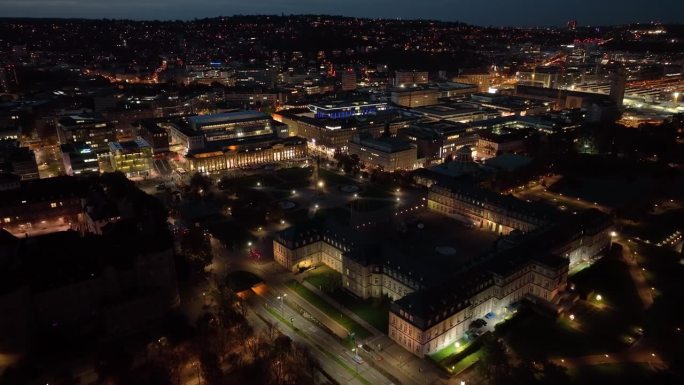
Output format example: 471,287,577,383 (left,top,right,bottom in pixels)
291,189,296,195
247,241,253,247
596,294,603,301
610,231,617,237
569,314,575,321
277,294,287,314
317,180,324,188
